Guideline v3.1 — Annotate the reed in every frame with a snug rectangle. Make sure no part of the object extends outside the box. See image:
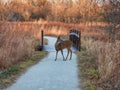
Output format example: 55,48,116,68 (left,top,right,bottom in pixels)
0,22,42,69
81,37,120,89
0,29,34,69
